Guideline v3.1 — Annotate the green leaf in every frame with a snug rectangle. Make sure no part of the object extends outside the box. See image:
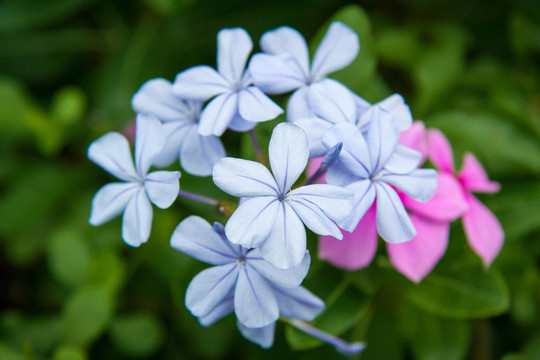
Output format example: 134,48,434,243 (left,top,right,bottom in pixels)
51,86,87,126
47,227,90,288
376,27,423,69
401,304,471,360
0,77,36,138
52,345,87,360
0,343,24,360
109,313,165,357
62,287,114,346
86,251,126,295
